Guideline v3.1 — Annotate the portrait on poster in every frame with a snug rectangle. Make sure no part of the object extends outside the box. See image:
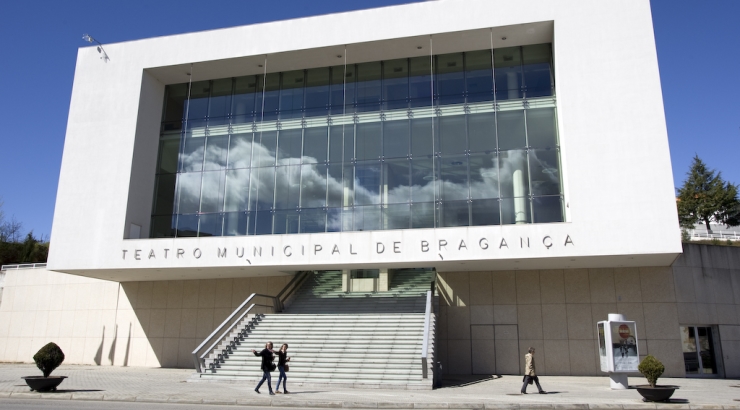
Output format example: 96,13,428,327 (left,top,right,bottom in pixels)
611,322,638,371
